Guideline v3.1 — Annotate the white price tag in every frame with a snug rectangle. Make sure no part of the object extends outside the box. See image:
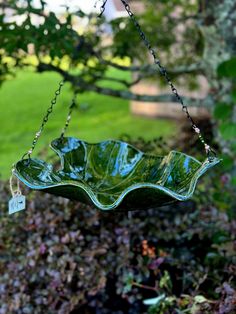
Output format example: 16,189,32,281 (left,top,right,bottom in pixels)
8,195,26,215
